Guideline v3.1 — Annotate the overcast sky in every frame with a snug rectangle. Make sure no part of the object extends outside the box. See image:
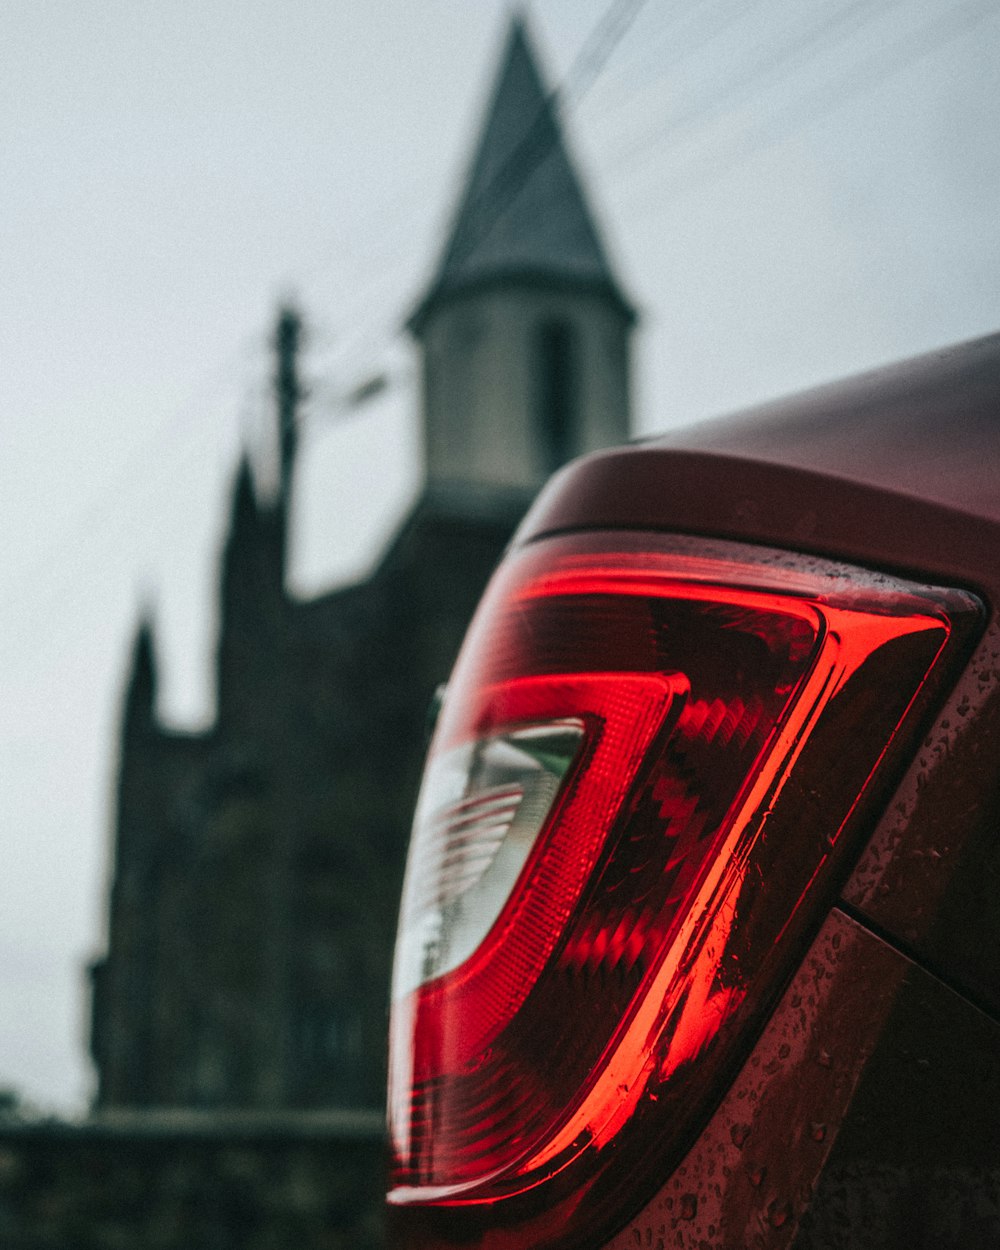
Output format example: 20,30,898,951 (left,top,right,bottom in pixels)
3,0,998,1111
